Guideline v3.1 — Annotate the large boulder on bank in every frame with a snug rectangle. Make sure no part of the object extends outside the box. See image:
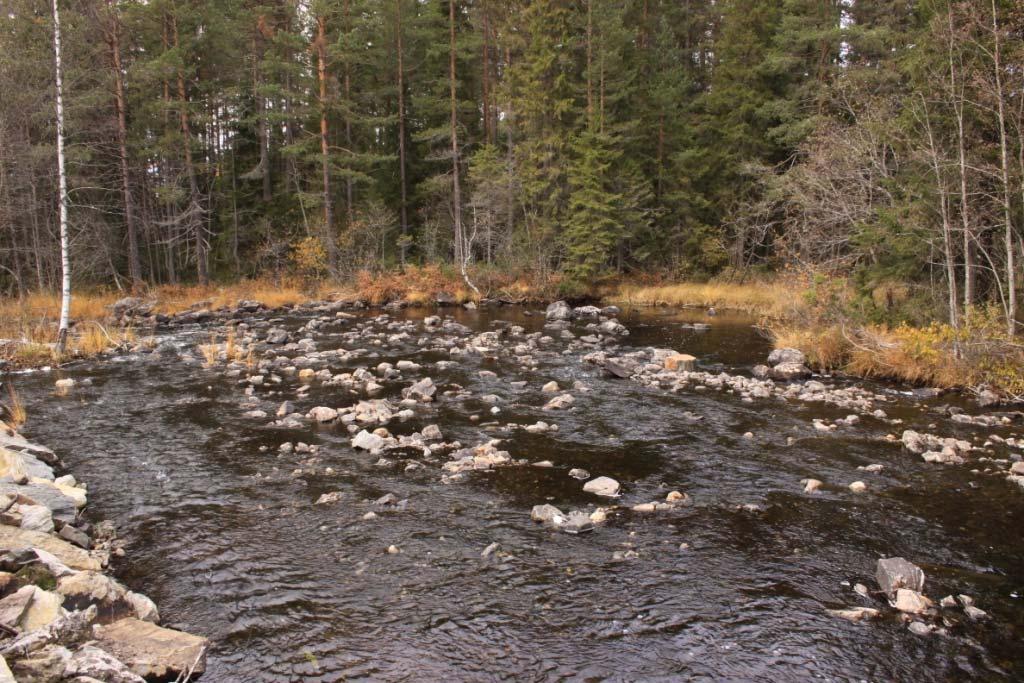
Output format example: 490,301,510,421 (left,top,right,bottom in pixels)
0,481,84,524
876,557,925,598
57,571,150,625
769,362,811,381
92,618,208,681
768,348,806,366
0,447,55,482
0,526,101,571
545,301,573,322
0,585,64,633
